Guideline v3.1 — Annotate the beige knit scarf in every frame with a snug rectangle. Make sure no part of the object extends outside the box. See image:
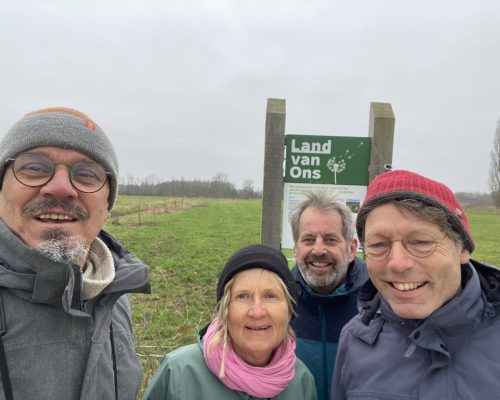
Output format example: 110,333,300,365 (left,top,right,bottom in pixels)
82,237,115,300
